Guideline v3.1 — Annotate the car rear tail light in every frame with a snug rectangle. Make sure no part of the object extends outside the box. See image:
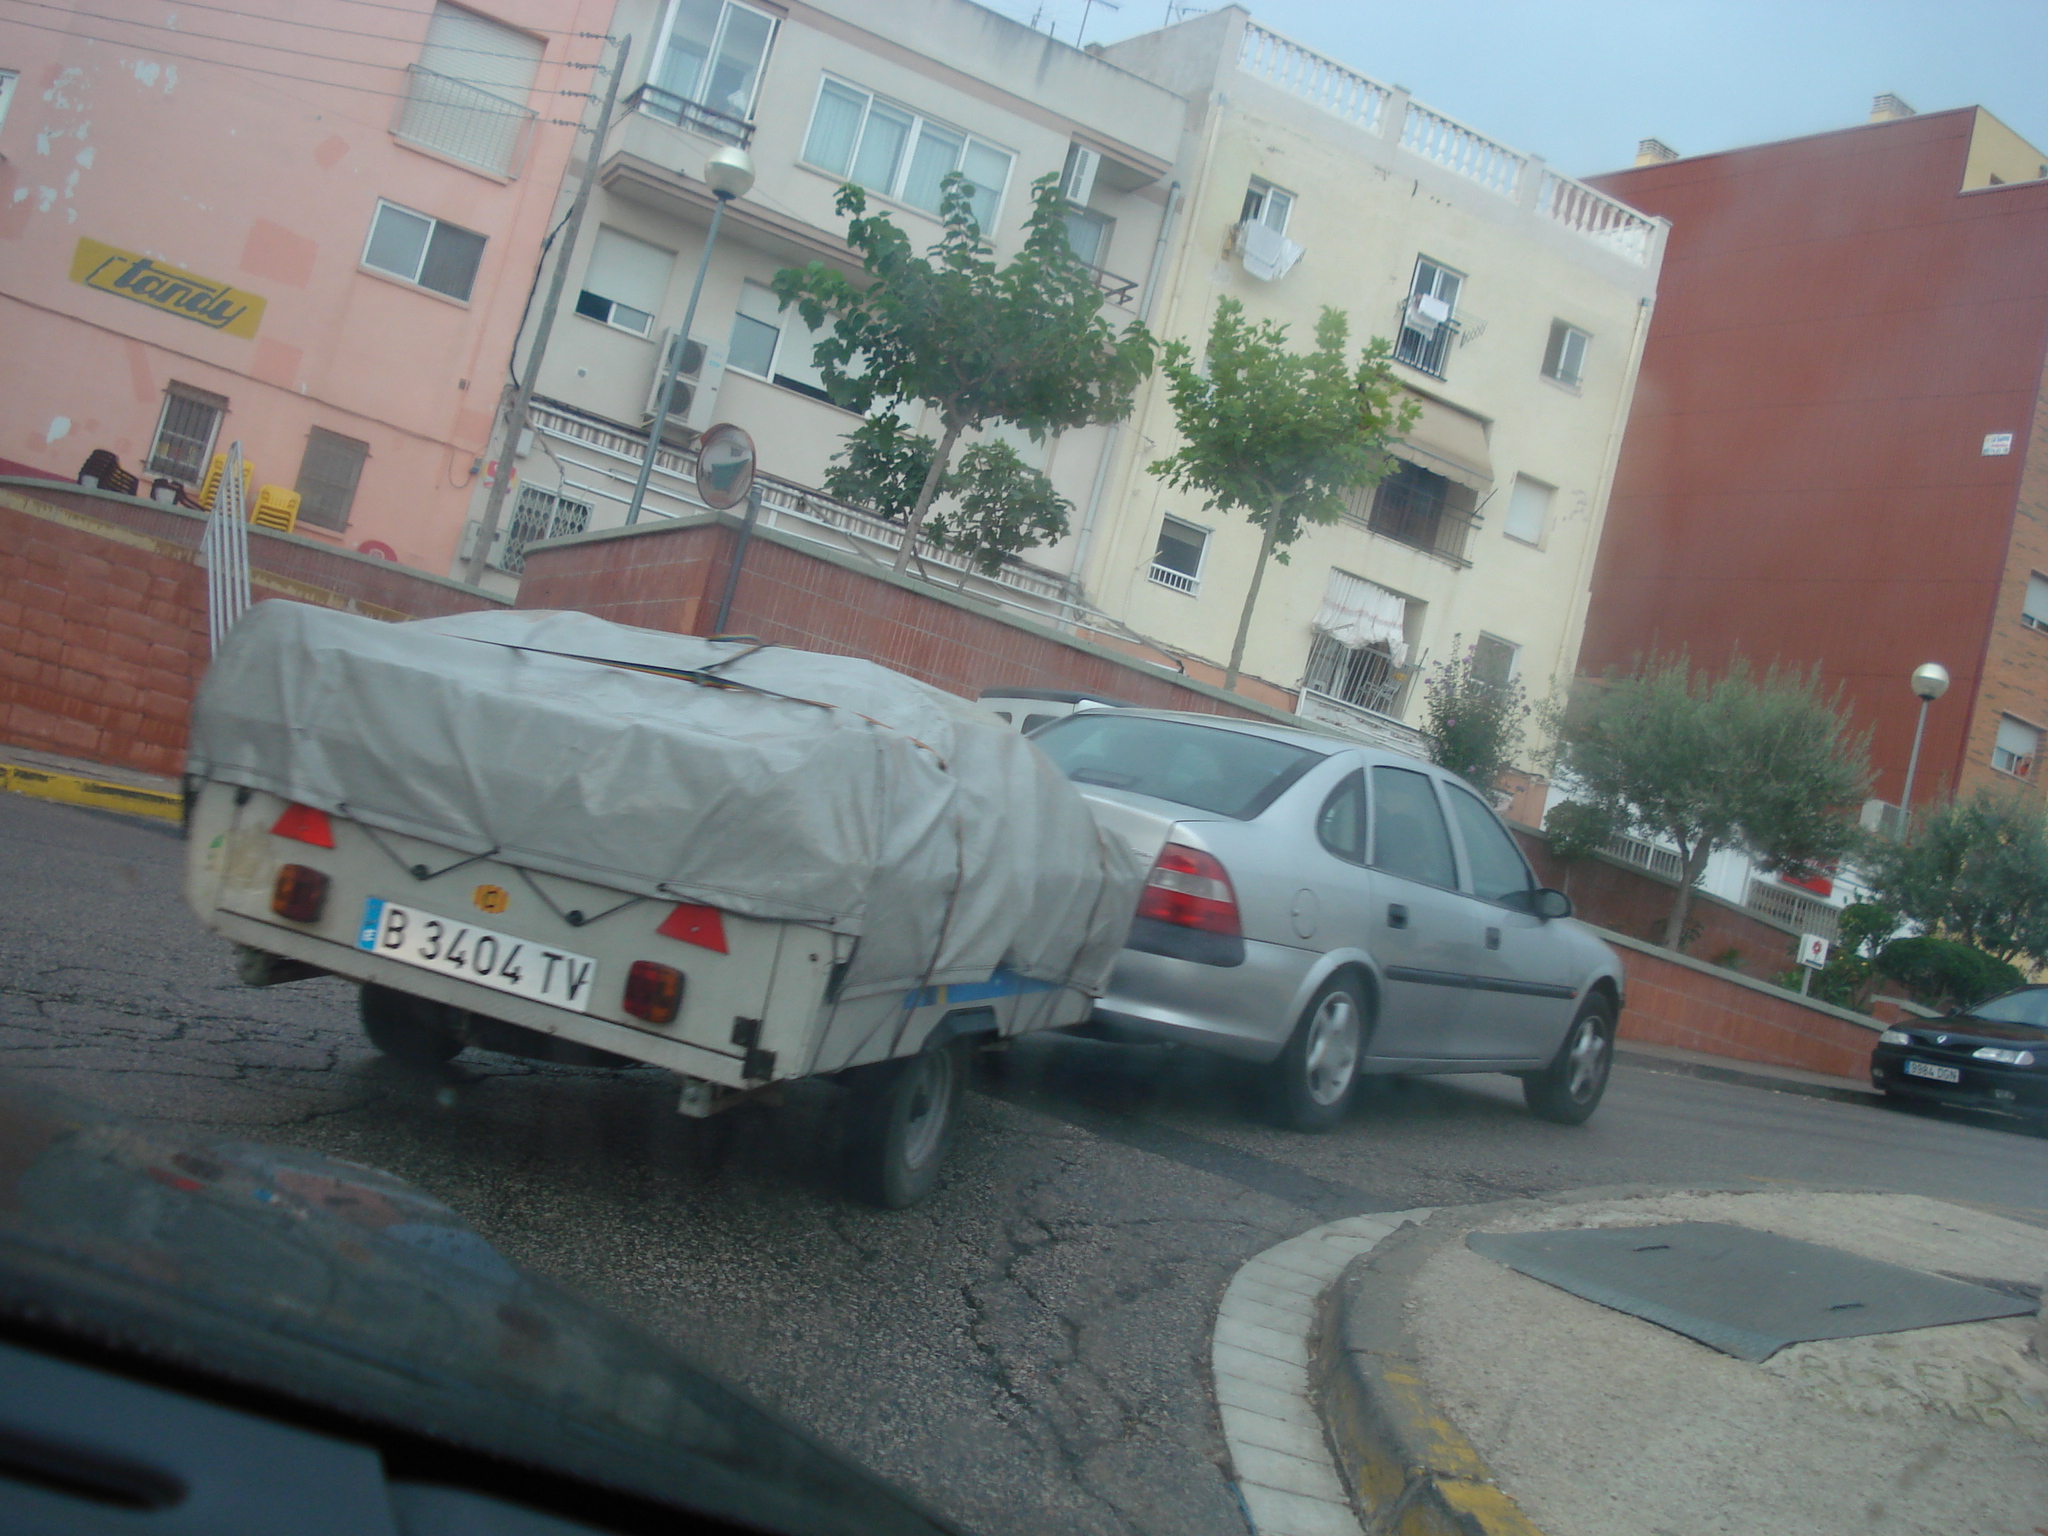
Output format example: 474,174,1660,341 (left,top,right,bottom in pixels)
623,961,684,1024
1137,843,1241,936
270,803,336,848
657,902,729,953
270,864,329,923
